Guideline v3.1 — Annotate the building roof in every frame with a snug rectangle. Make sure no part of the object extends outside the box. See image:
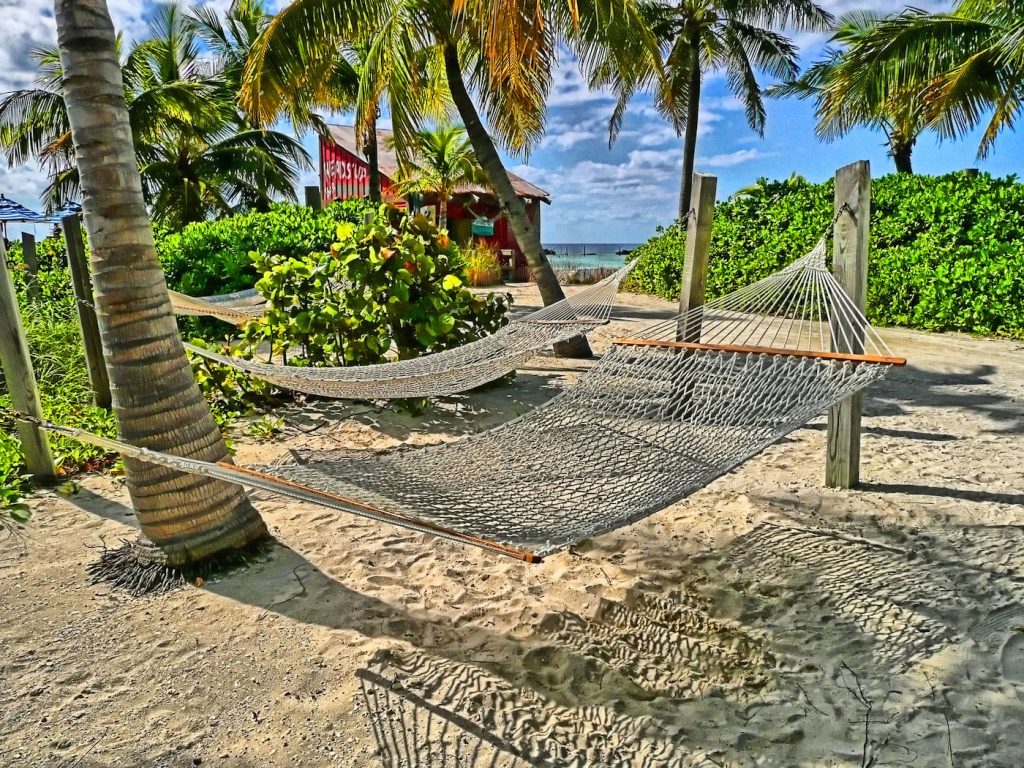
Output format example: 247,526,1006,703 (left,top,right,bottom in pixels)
324,124,551,203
